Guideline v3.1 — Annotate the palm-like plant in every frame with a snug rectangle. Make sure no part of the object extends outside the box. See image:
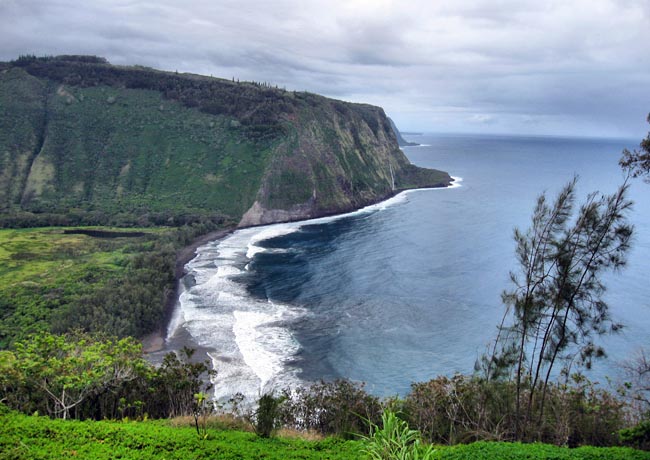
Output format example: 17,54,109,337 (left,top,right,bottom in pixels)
362,410,435,460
